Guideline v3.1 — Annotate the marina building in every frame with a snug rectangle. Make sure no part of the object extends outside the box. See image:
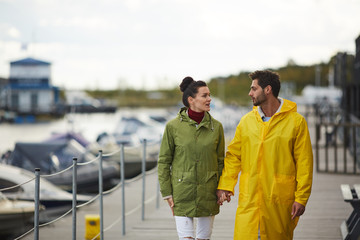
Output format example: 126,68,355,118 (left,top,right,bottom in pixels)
0,57,62,117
